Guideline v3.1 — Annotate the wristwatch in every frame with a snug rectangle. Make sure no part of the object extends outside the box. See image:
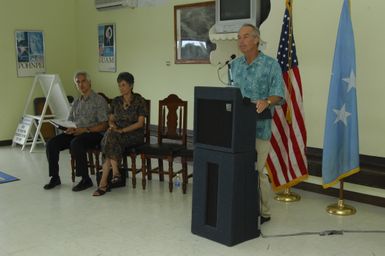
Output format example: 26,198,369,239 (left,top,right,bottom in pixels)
266,99,272,106
86,127,90,133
